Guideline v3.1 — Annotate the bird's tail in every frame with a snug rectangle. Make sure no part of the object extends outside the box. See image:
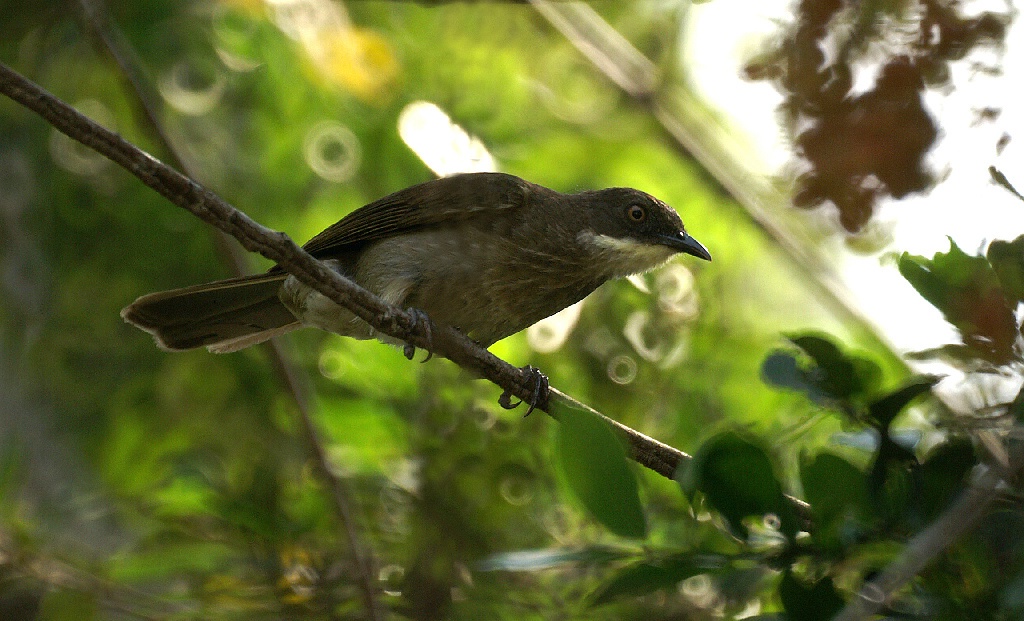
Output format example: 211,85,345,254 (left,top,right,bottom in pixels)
121,273,300,353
